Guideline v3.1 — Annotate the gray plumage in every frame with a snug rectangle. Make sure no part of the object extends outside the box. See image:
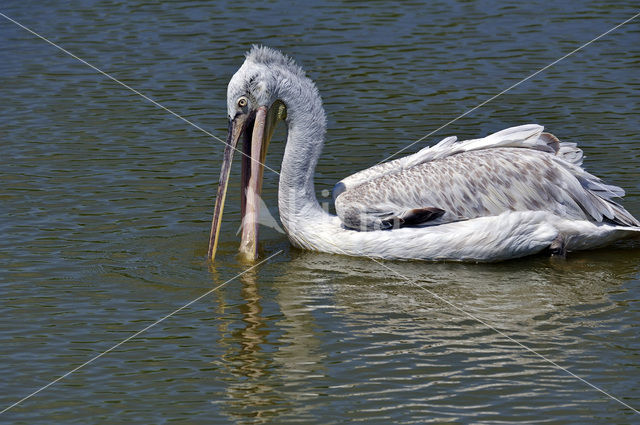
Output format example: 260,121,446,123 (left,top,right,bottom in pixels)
335,126,639,231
